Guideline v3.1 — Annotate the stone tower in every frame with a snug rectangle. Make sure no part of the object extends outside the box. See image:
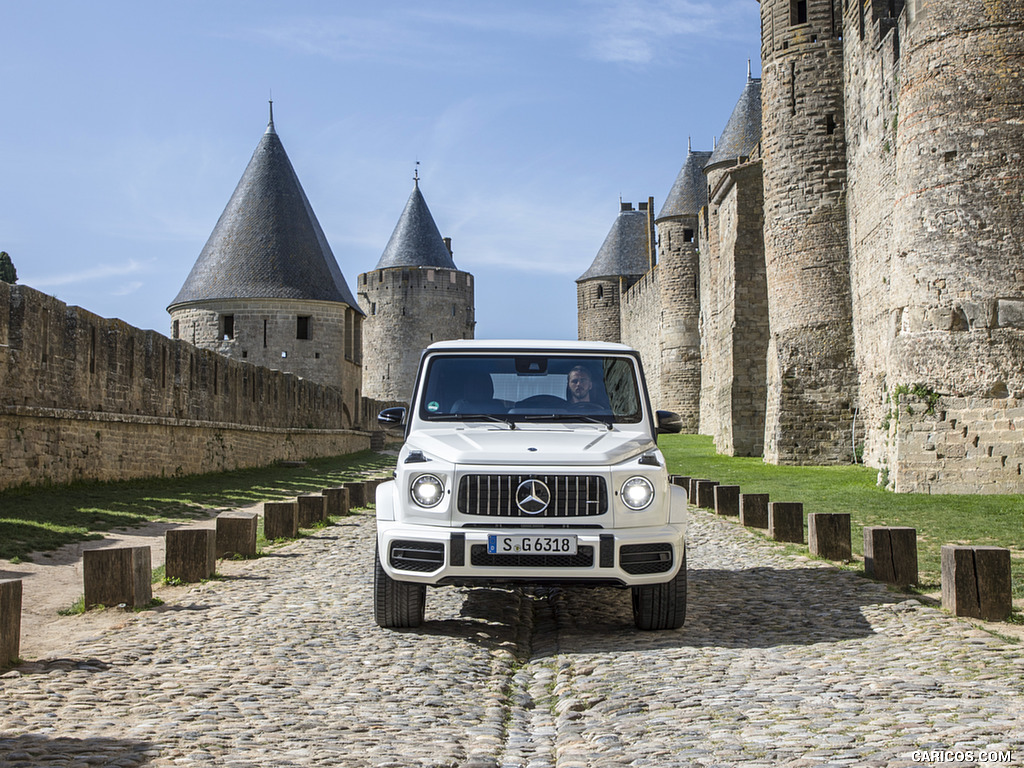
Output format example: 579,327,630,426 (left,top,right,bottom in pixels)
655,145,713,431
698,76,769,456
760,0,856,464
357,178,475,402
577,201,655,343
168,107,364,423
